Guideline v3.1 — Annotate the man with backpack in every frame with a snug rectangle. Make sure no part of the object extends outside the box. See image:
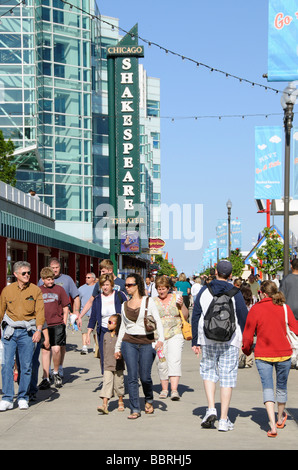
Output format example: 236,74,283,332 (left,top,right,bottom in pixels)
191,260,248,432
